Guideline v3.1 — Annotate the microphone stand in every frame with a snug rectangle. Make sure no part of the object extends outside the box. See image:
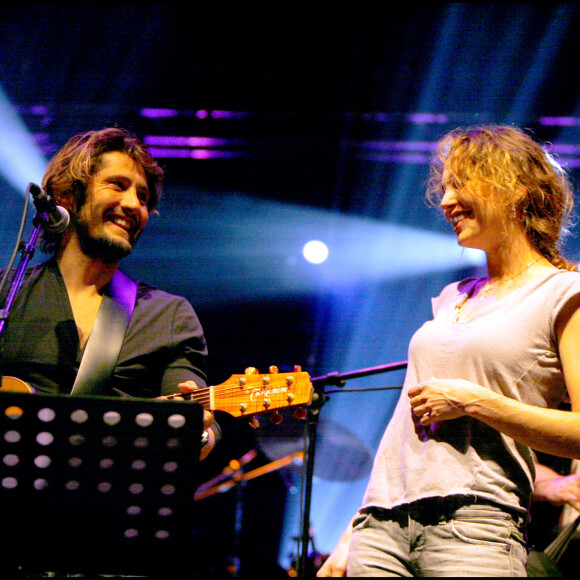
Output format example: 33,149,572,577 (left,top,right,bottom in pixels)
296,360,407,578
0,192,53,380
